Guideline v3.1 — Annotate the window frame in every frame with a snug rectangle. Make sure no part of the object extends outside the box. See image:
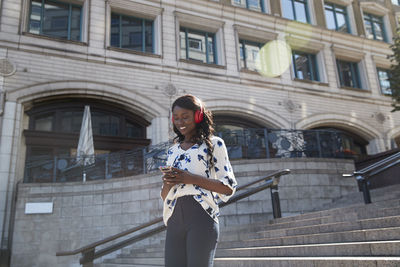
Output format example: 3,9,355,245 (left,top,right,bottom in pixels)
110,12,155,54
239,39,263,71
232,0,266,13
376,68,392,95
27,0,84,41
336,59,362,89
324,2,350,33
292,50,320,82
180,27,217,65
363,12,387,42
281,0,311,24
